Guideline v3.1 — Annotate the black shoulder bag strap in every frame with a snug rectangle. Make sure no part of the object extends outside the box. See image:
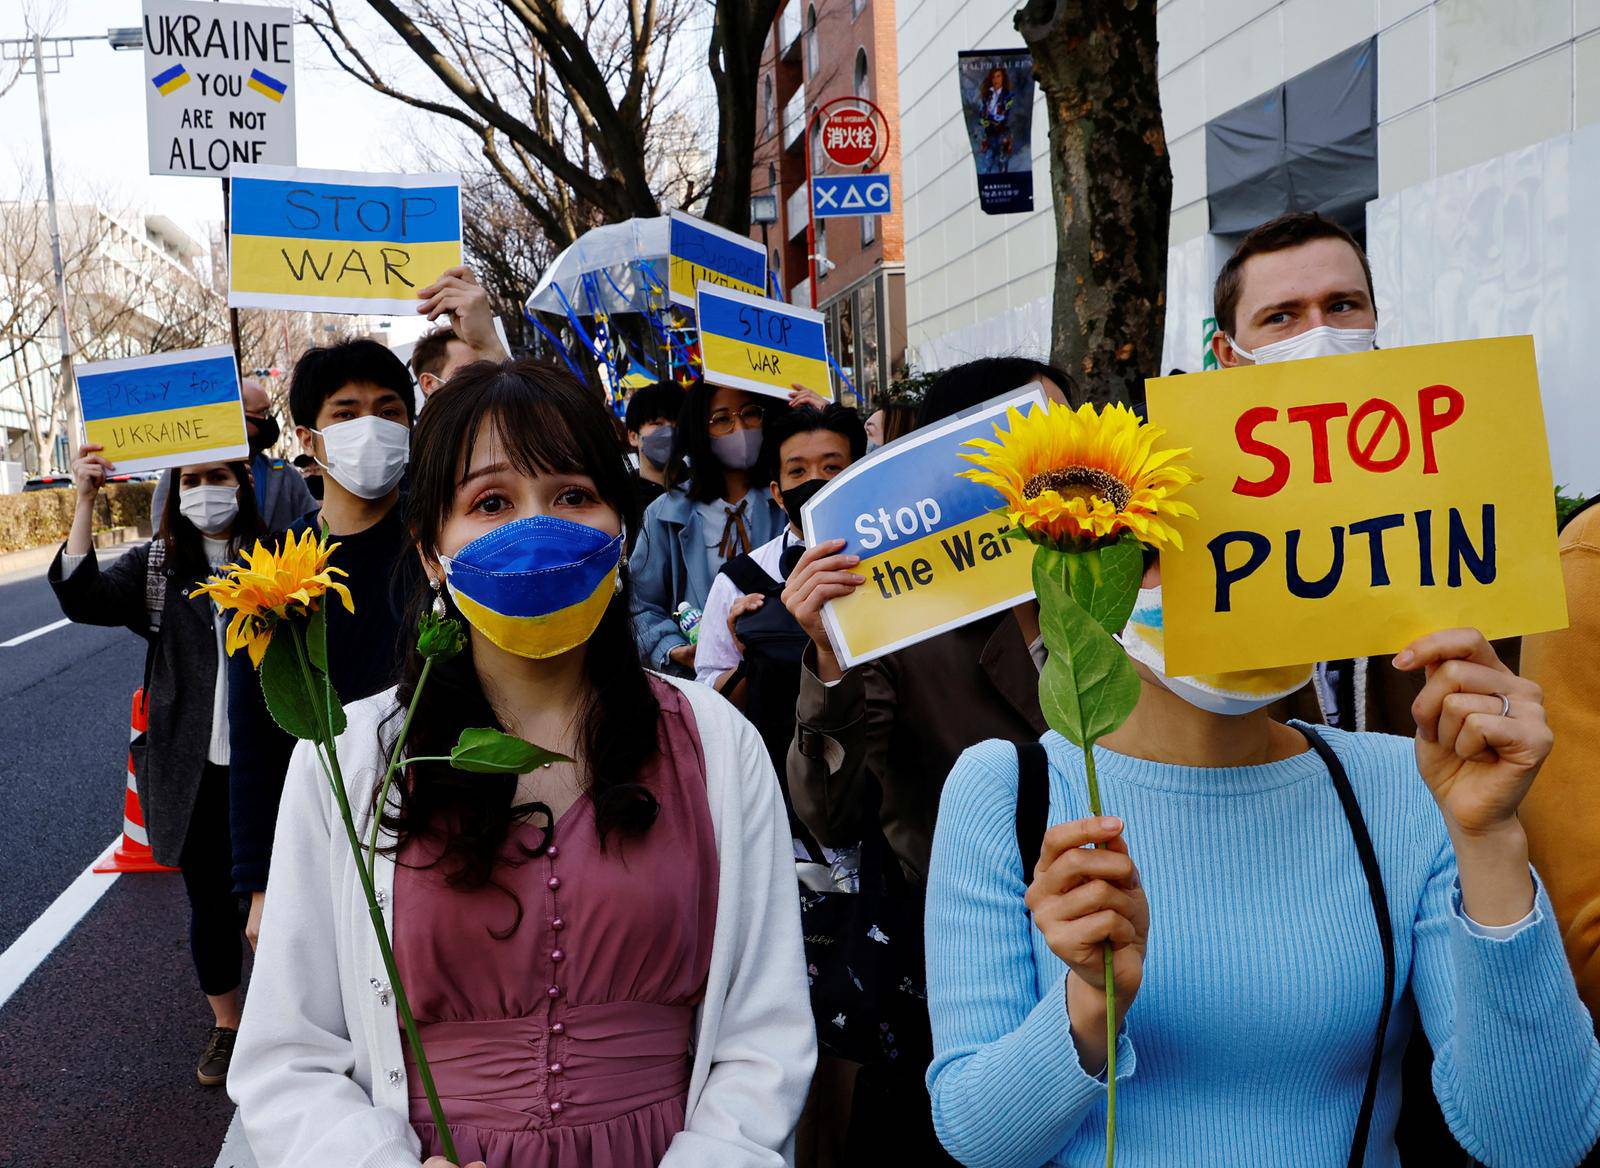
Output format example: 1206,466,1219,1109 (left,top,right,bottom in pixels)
1302,724,1397,1168
1015,741,1050,879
